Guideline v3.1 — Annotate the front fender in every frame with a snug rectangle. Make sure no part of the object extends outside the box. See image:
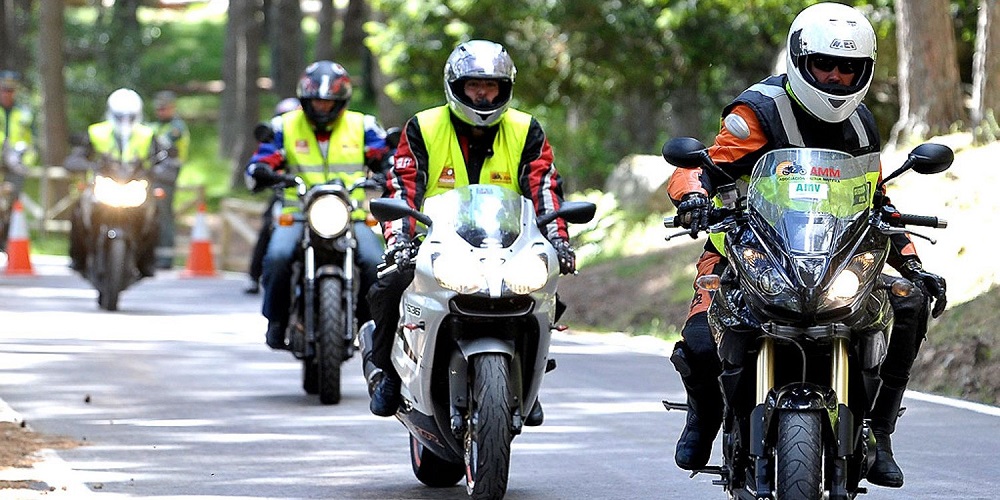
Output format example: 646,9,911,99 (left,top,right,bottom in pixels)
456,337,515,358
